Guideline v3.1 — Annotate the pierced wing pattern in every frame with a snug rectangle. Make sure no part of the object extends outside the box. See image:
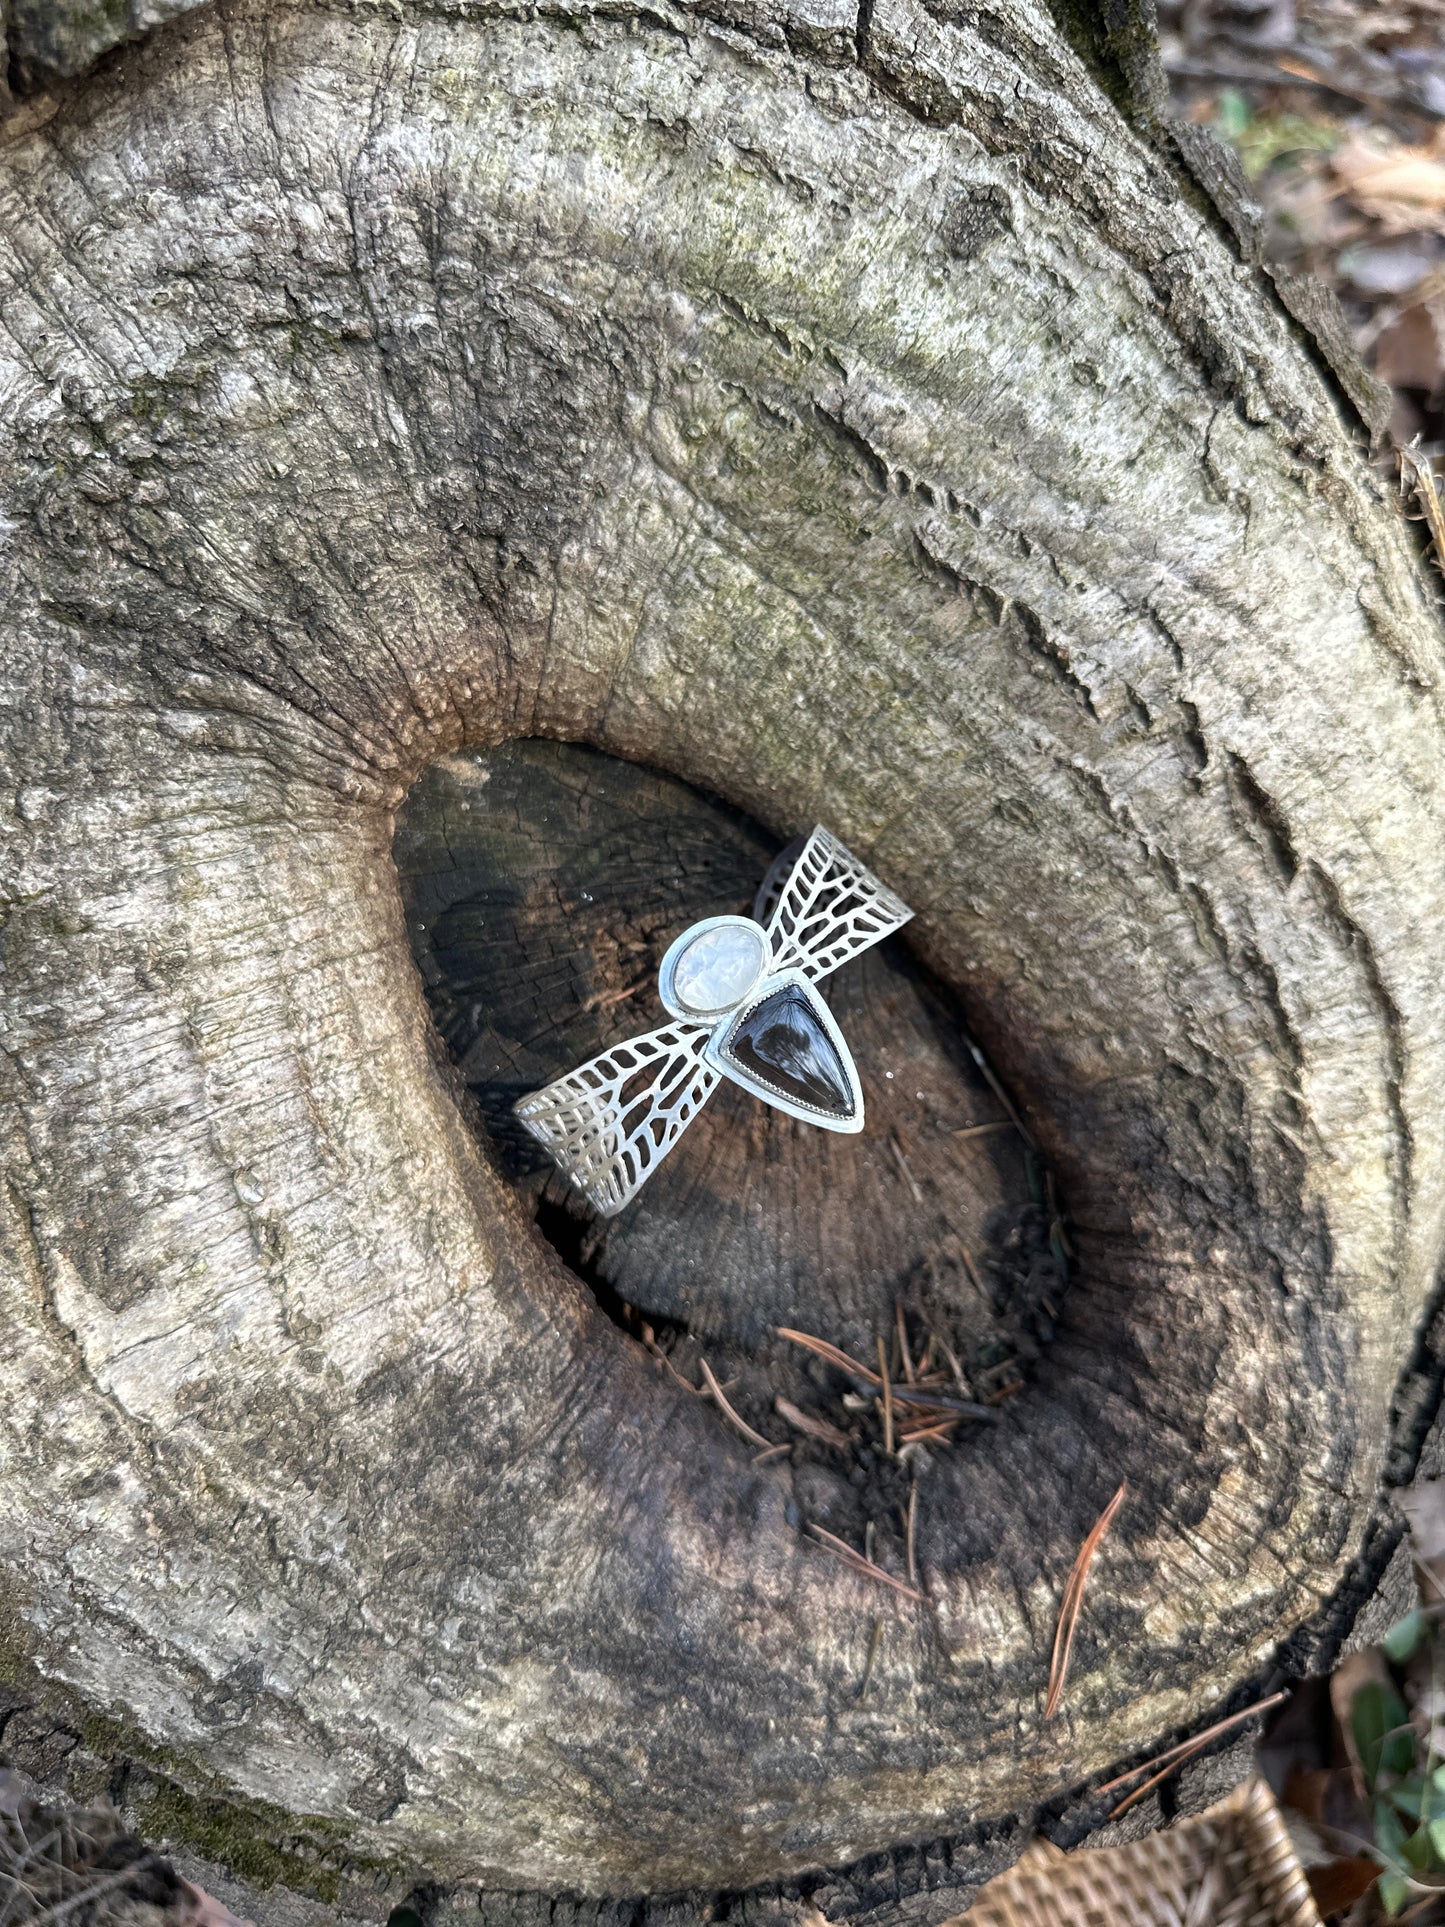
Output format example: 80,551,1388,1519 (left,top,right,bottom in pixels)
515,1020,720,1217
759,826,913,982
